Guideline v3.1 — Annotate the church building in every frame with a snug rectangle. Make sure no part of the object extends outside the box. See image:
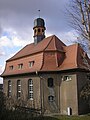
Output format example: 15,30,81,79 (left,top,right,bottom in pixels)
1,17,90,115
